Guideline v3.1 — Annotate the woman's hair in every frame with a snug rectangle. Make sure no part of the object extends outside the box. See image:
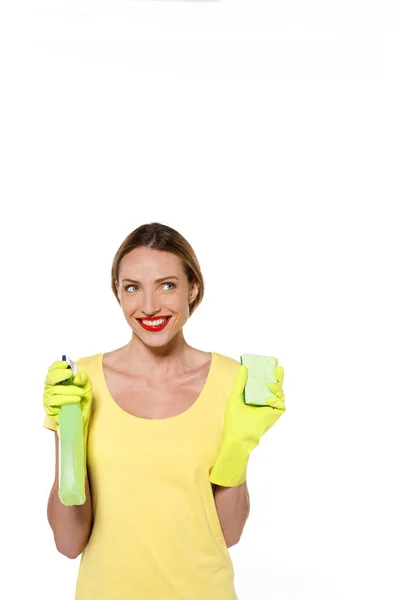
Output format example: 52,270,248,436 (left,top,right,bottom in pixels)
111,222,205,317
